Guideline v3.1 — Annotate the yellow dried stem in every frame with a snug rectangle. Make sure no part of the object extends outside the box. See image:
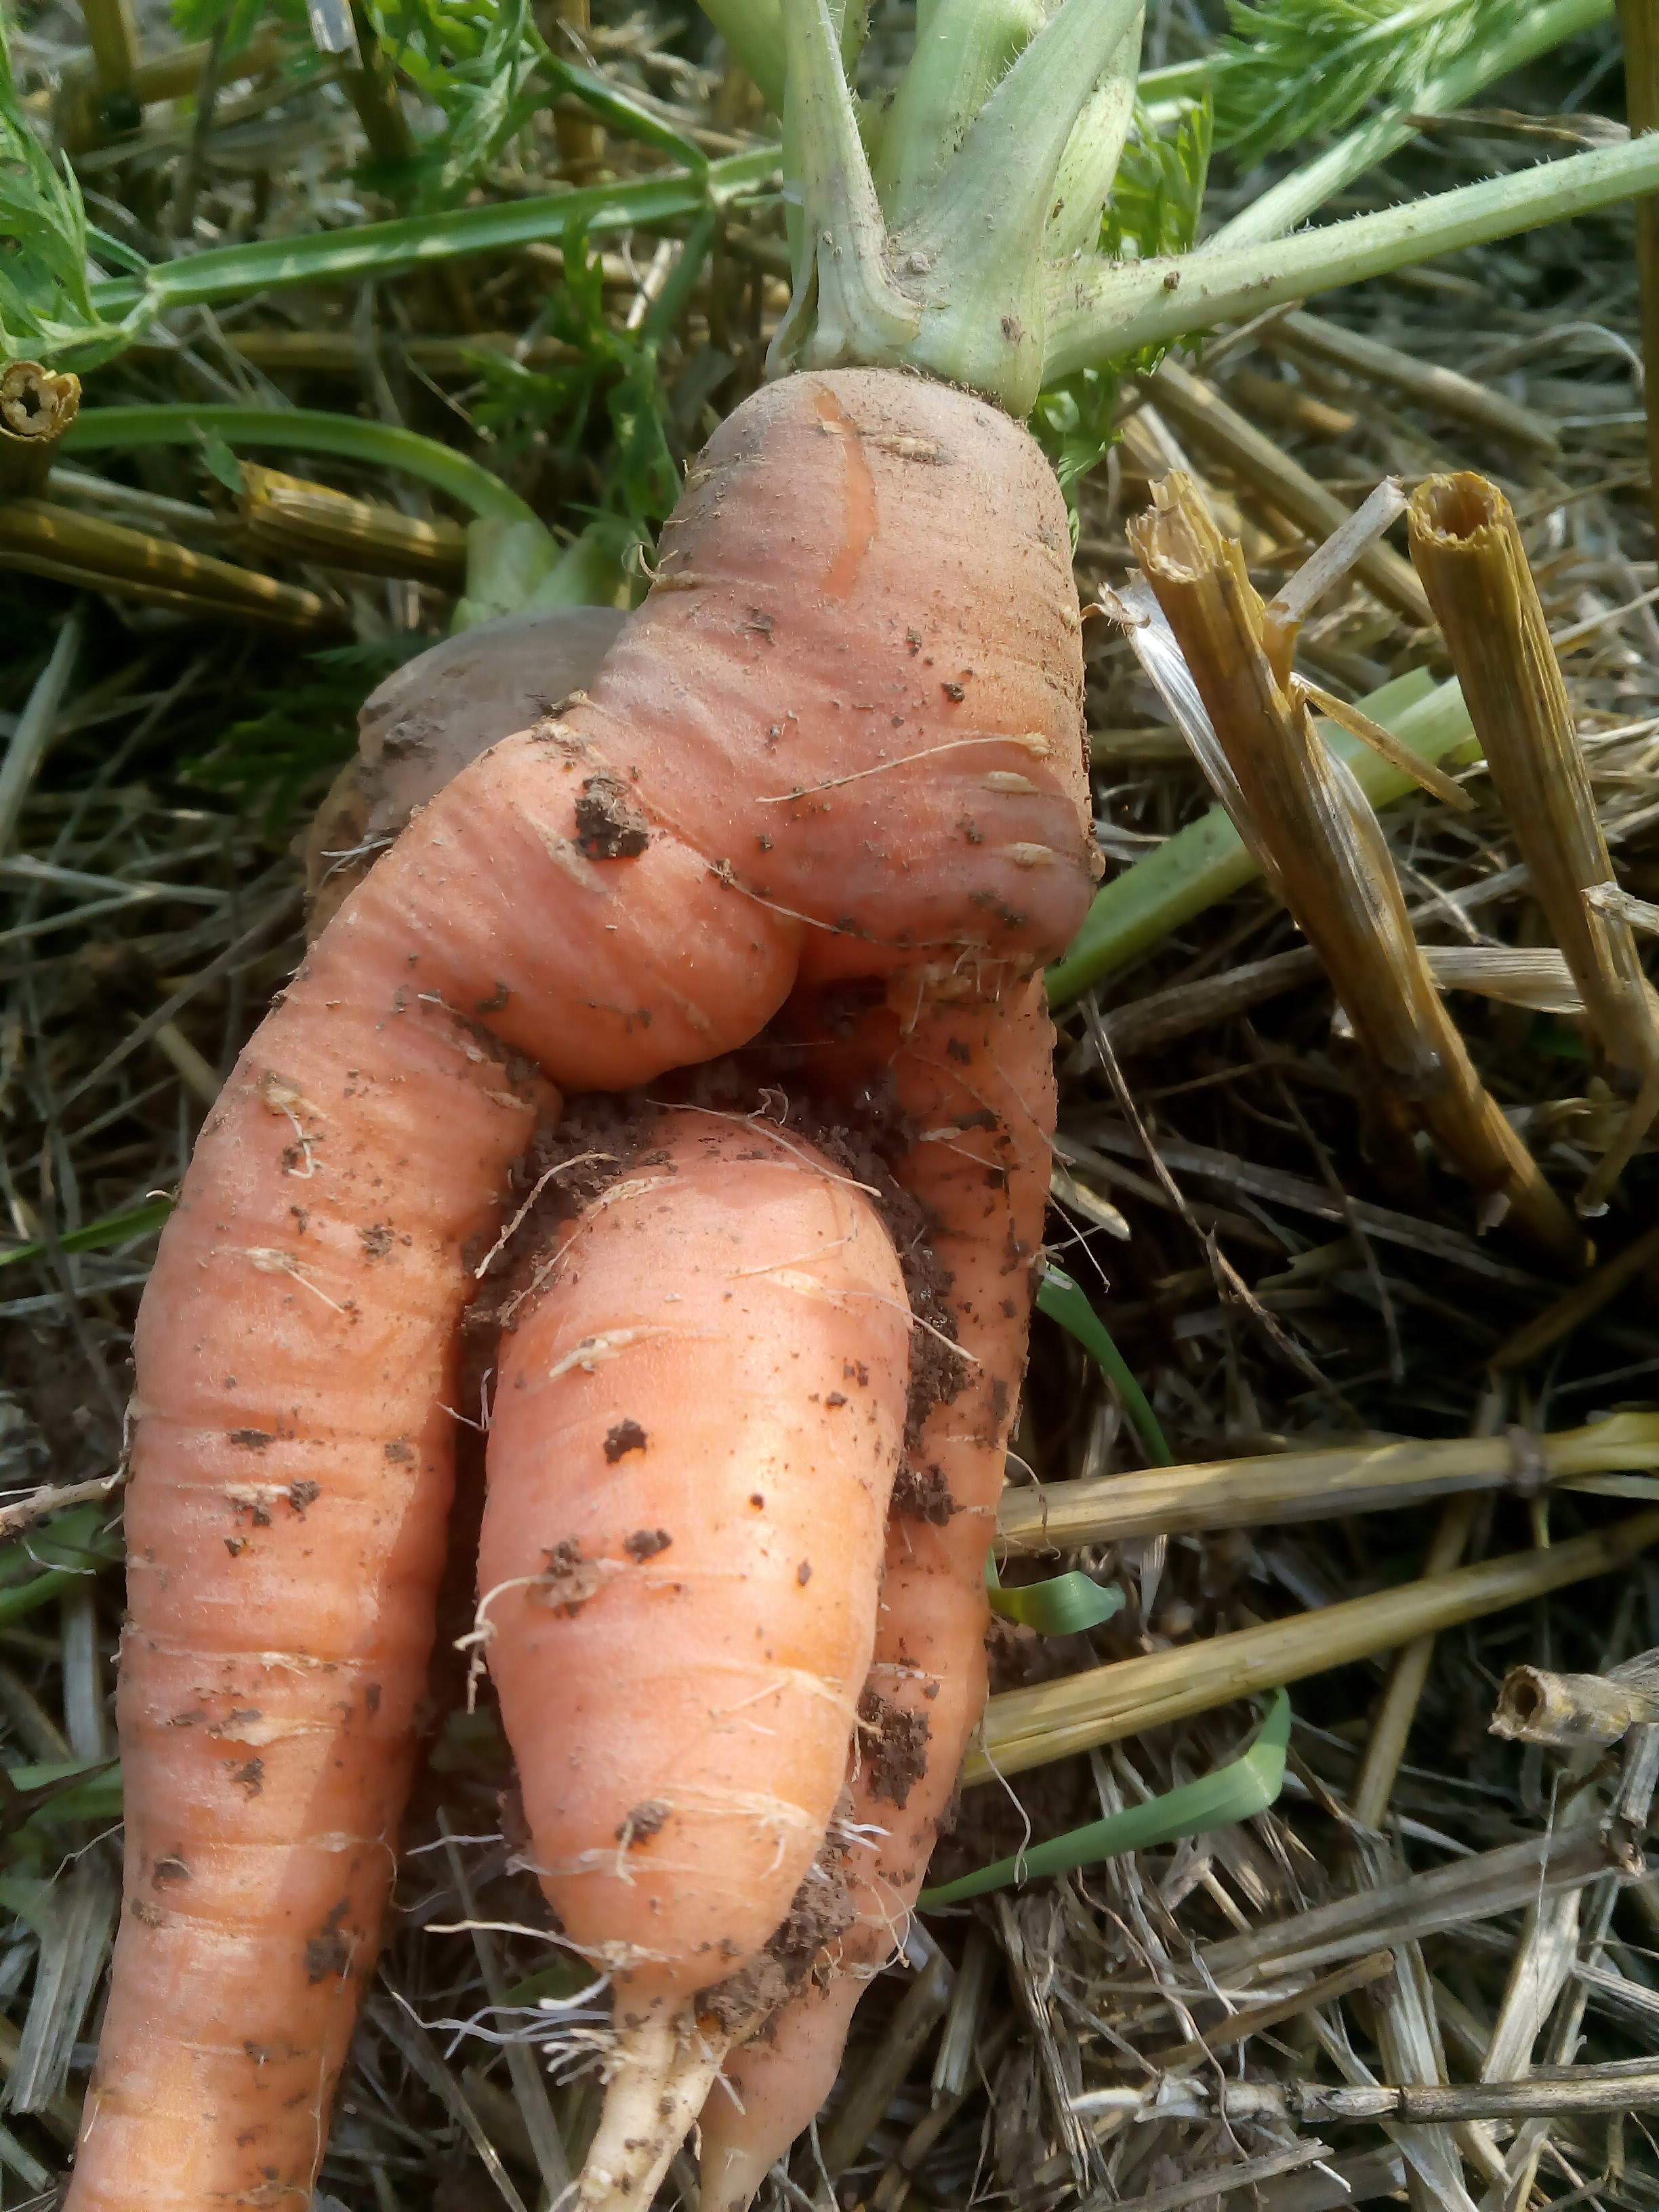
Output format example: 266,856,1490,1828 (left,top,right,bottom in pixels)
1494,1220,1659,1370
1490,1658,1659,1748
238,464,467,587
54,26,293,150
0,363,81,498
1349,1492,1479,1830
1408,472,1659,1209
186,330,583,377
996,1411,1659,1553
971,1509,1659,1784
0,500,340,632
1127,472,1588,1269
1263,310,1561,459
80,0,139,98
